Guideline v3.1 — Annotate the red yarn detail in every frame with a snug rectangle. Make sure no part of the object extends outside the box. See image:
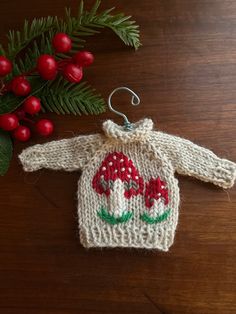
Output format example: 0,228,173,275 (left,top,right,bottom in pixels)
92,152,144,199
145,177,169,209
